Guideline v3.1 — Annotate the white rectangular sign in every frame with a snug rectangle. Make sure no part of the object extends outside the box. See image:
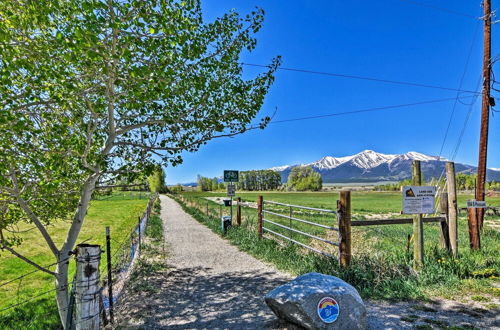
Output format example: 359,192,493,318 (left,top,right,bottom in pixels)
227,184,236,197
402,186,436,214
467,200,487,208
